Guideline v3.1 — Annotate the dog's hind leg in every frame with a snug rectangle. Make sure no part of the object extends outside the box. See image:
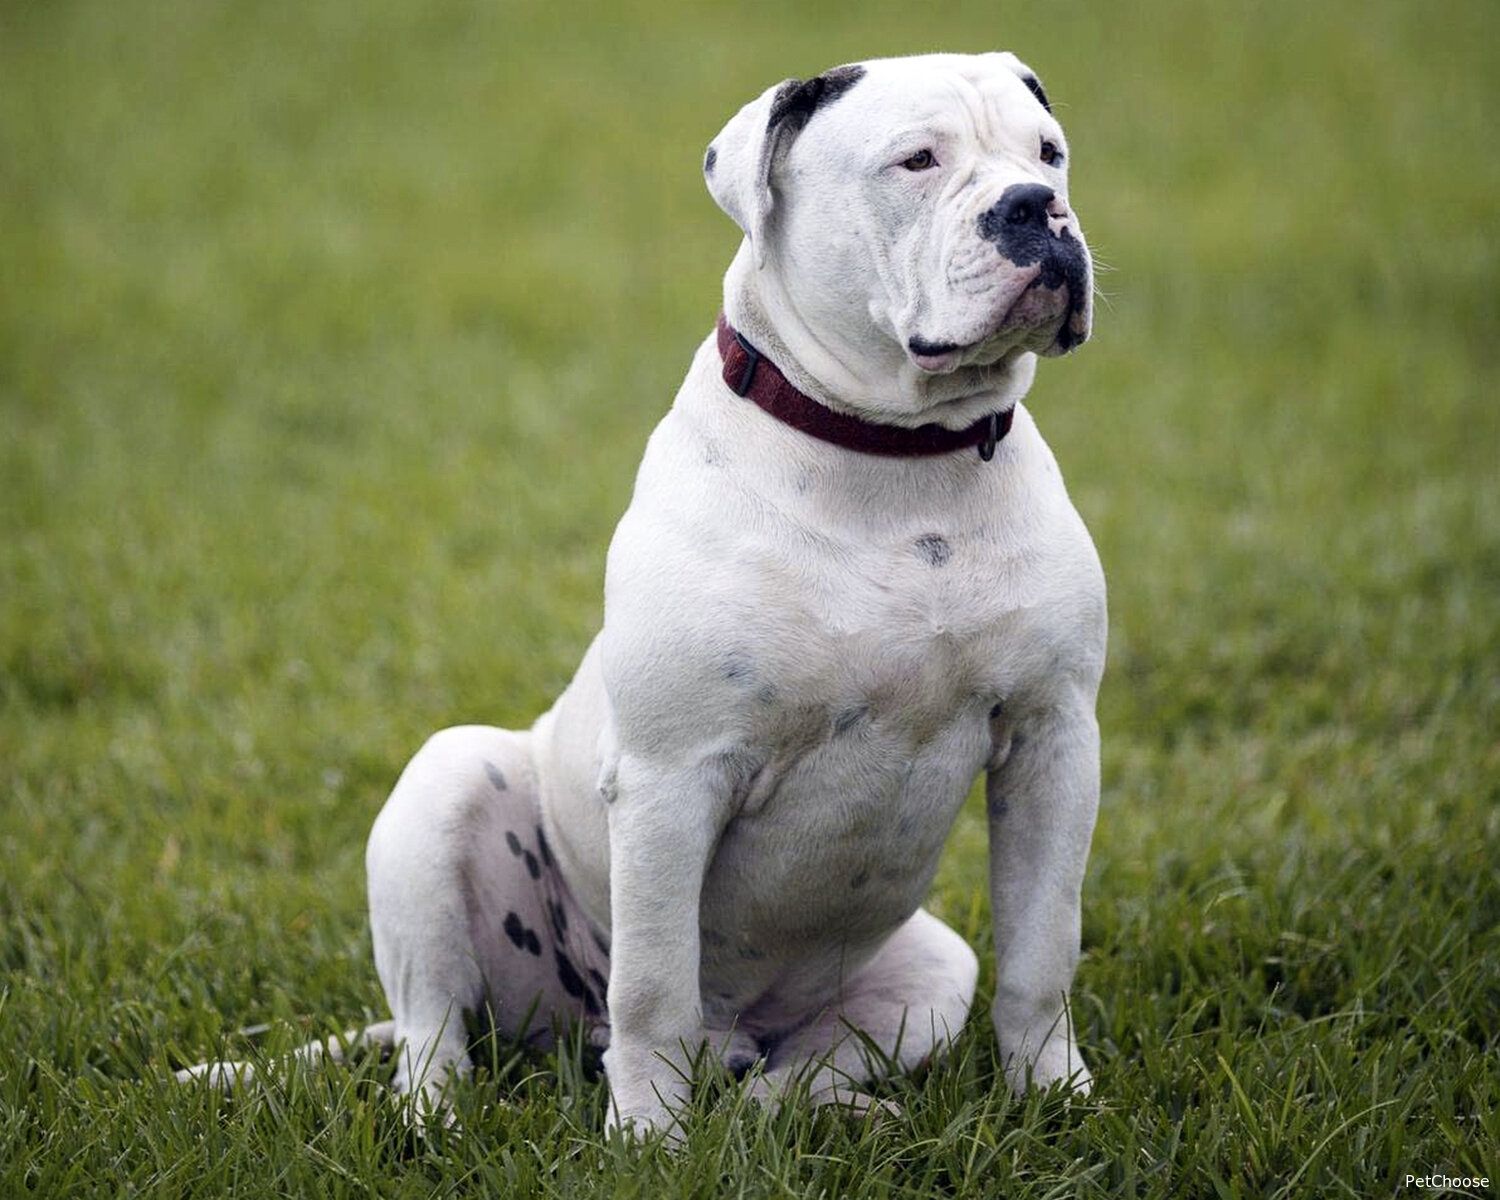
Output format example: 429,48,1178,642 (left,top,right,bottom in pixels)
367,724,608,1115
